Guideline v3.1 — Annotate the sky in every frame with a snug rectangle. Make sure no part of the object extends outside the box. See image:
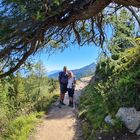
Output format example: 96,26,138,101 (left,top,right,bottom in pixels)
35,44,102,71
34,10,140,72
